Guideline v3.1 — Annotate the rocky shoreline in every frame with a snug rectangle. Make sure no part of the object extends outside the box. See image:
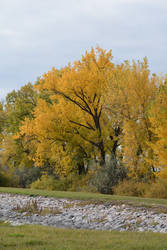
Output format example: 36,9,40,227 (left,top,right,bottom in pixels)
0,193,167,233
